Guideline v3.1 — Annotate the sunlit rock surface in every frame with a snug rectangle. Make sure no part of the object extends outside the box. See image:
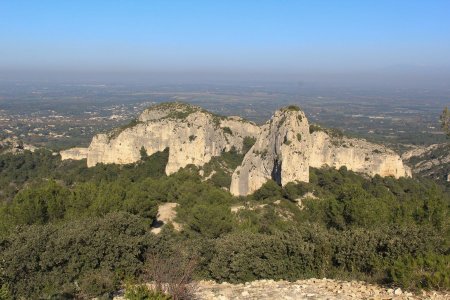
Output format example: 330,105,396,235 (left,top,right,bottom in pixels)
68,102,411,196
86,103,260,175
